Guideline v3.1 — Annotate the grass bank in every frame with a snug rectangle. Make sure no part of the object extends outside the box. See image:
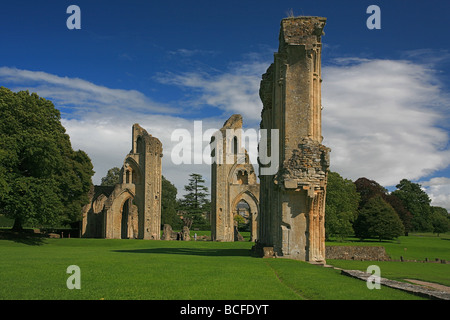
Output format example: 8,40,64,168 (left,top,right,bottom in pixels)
0,238,424,300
